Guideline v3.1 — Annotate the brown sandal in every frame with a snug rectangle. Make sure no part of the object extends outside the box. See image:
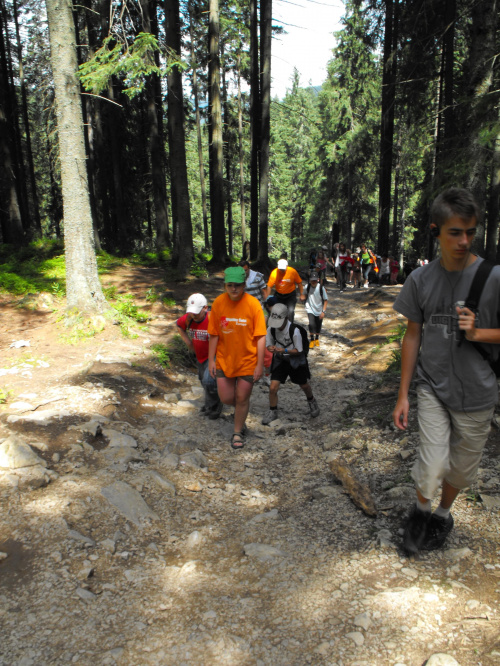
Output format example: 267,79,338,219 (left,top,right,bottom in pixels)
231,432,245,449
